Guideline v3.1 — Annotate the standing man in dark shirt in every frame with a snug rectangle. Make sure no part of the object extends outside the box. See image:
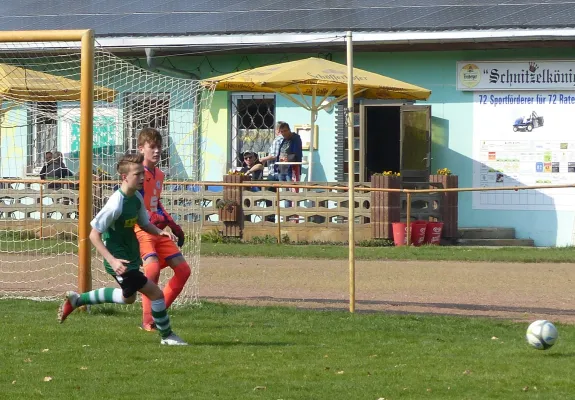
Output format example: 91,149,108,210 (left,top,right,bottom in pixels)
260,122,303,182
